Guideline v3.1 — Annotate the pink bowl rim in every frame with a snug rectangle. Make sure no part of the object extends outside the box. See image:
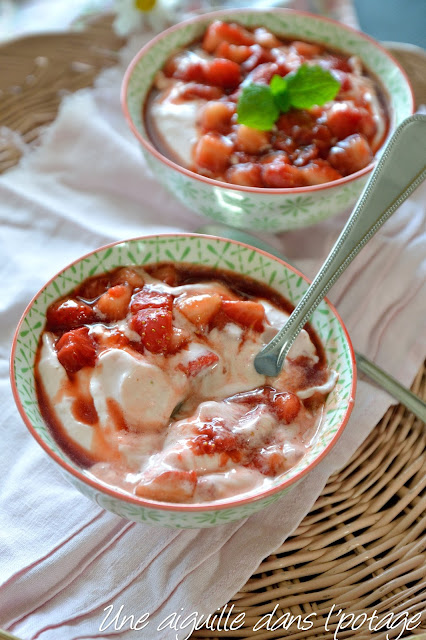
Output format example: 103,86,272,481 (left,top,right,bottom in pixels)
121,7,415,196
10,233,357,514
